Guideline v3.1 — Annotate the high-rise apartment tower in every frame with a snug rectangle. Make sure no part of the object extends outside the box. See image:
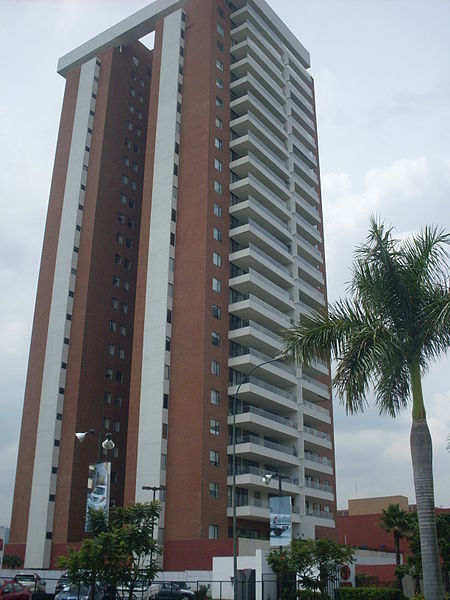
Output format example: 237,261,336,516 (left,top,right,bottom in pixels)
8,0,336,570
